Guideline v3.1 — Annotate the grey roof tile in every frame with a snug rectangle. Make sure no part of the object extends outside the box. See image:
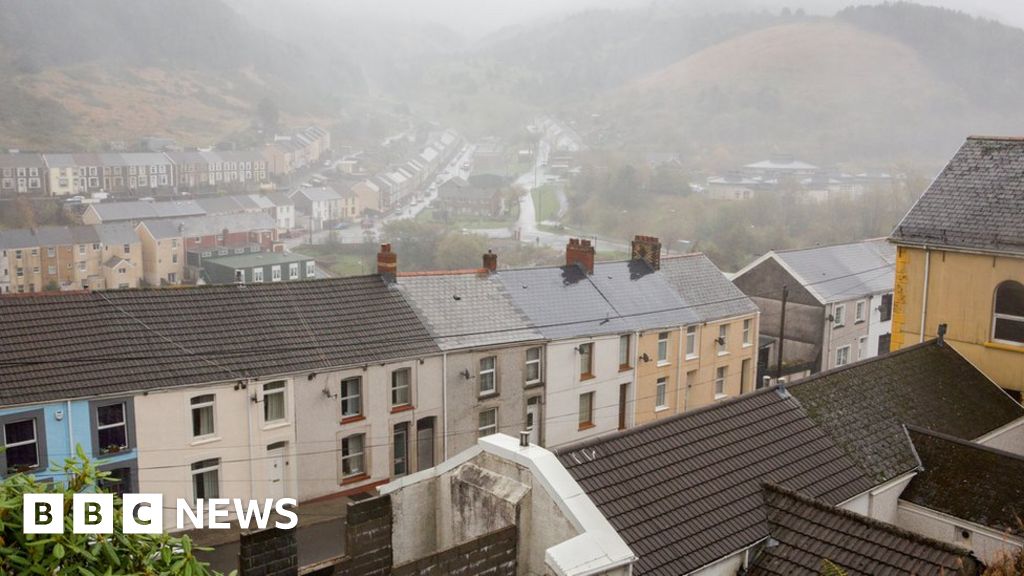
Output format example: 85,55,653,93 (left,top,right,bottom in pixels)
902,427,1024,537
749,485,979,576
891,136,1024,256
659,254,758,322
0,277,439,406
788,341,1024,483
772,239,895,303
